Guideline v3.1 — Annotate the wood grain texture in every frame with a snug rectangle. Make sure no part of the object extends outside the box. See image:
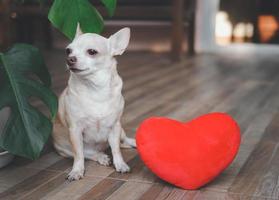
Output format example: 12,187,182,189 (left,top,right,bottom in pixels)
79,179,125,200
0,48,279,199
